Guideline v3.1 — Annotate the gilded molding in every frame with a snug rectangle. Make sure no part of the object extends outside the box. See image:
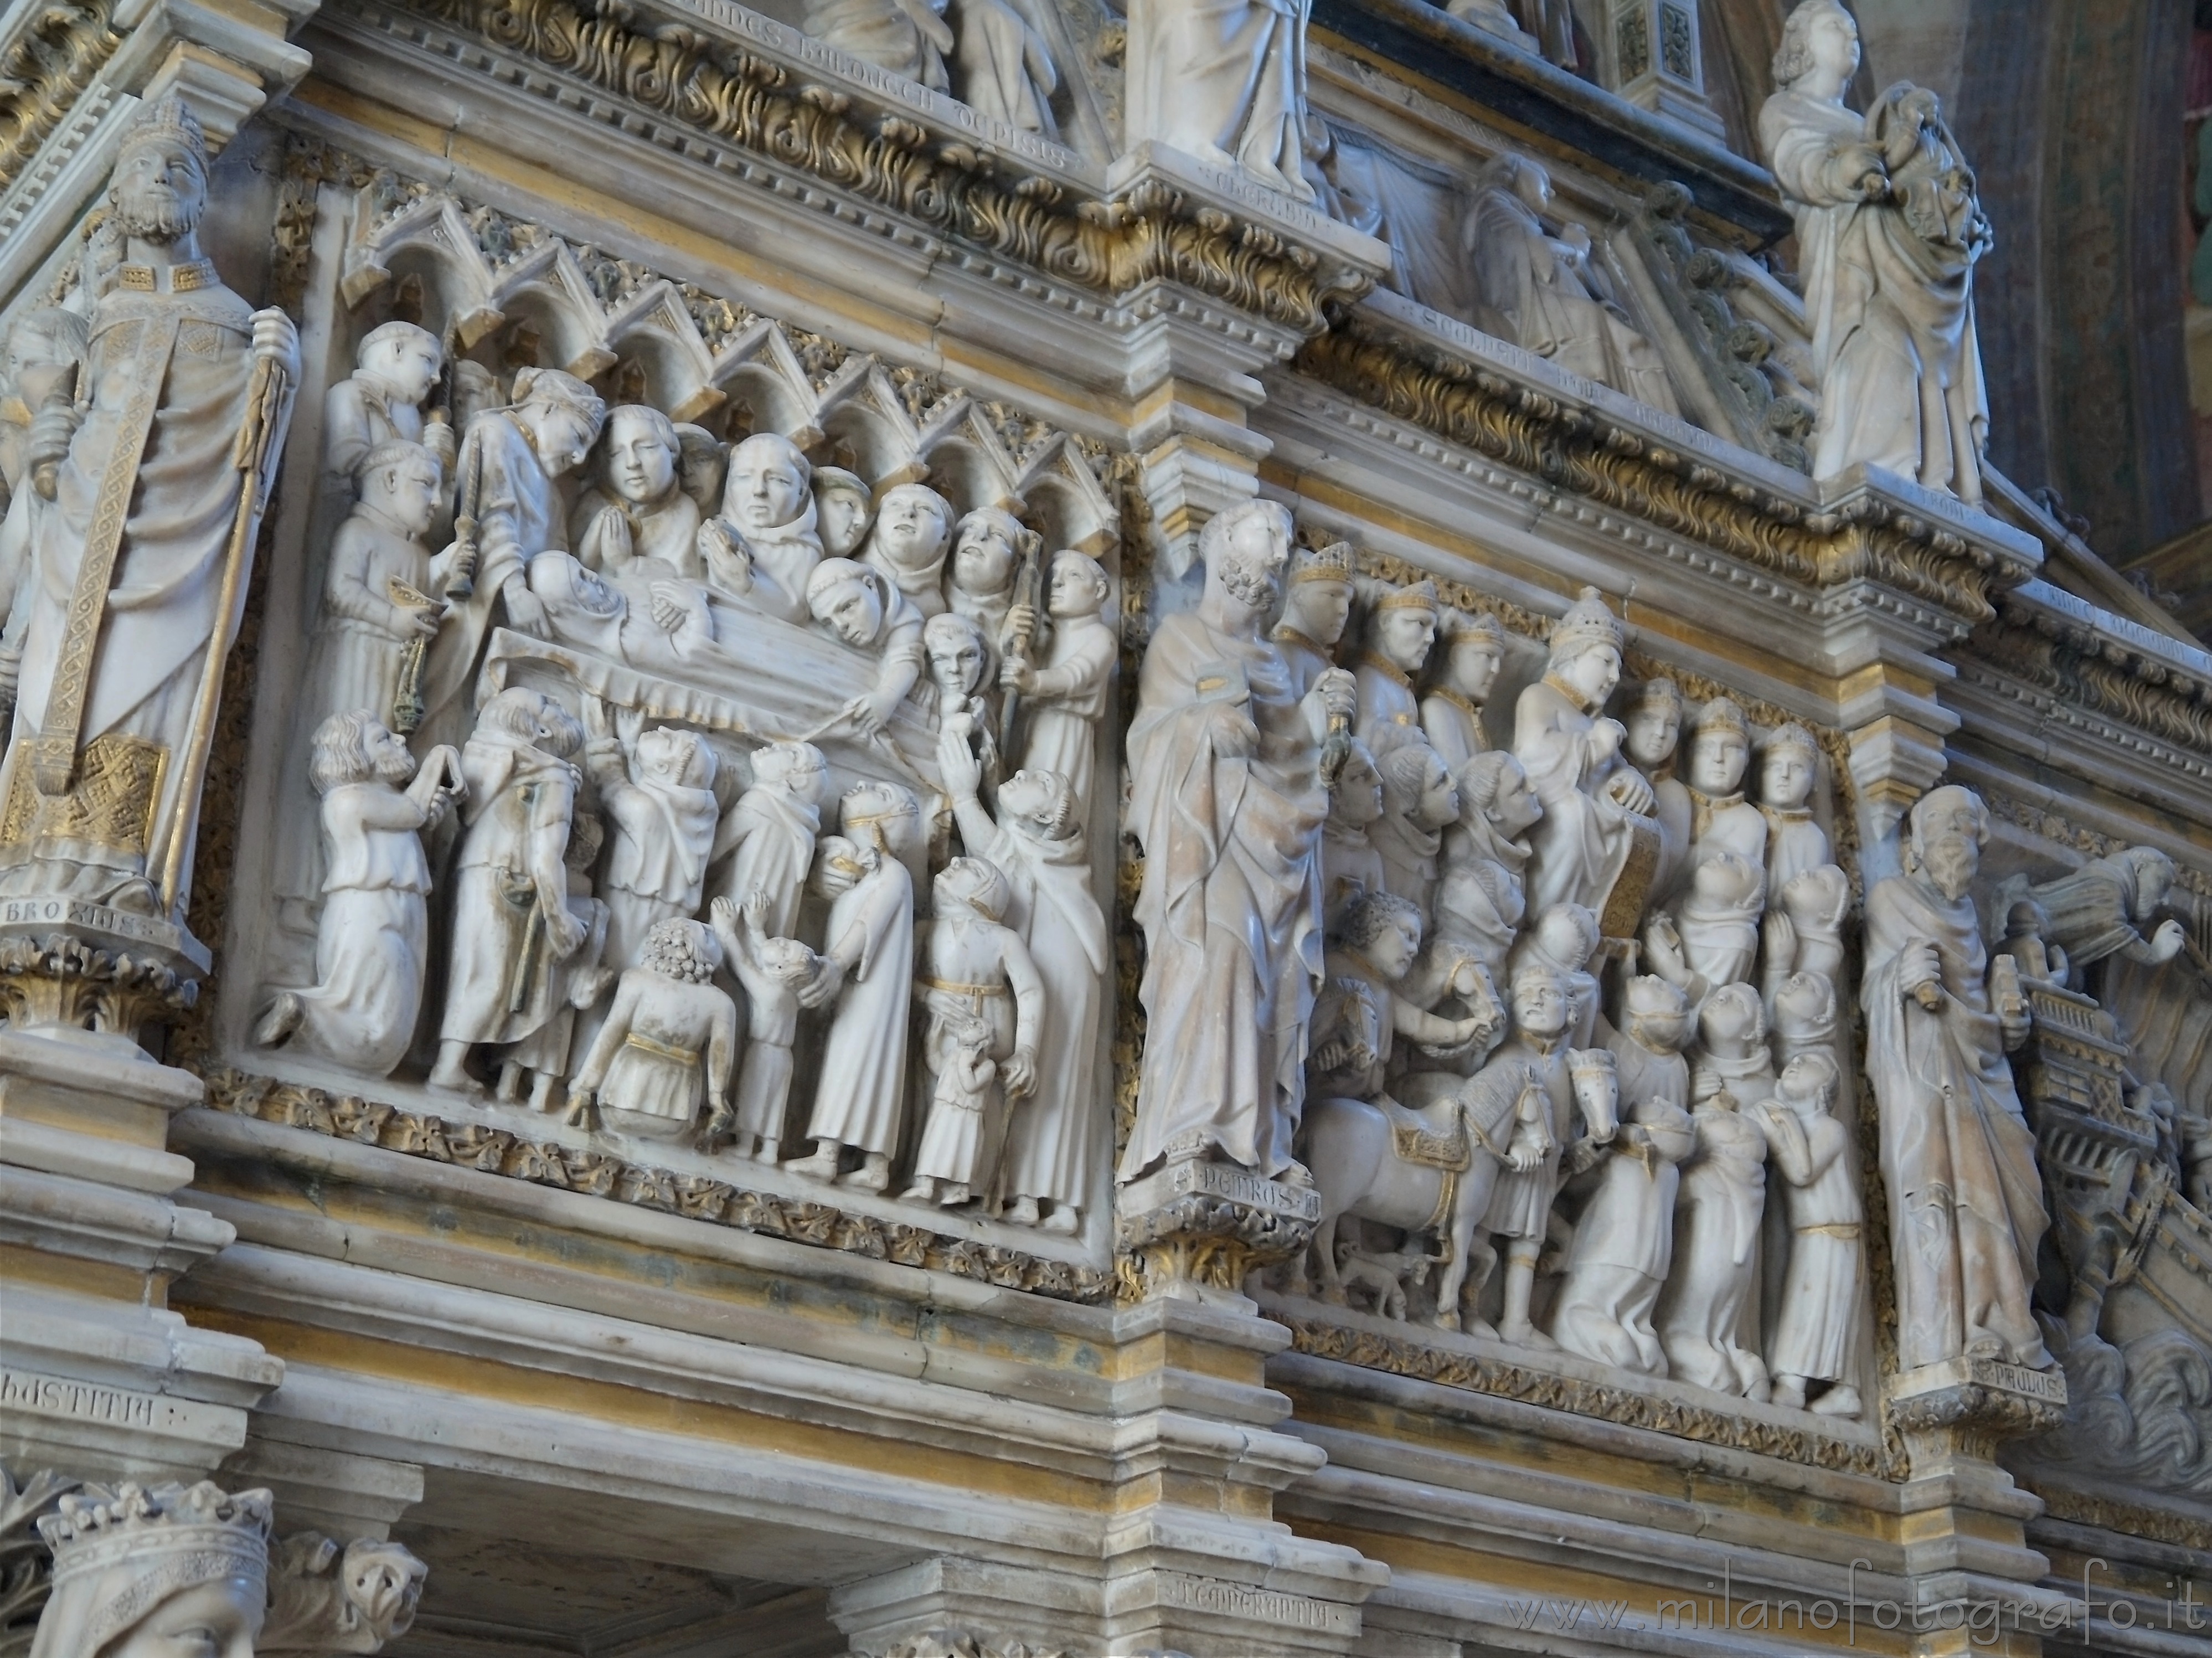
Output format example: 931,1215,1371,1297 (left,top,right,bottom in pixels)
201,1068,1113,1302
1280,1314,1901,1477
1296,315,2018,627
359,0,1371,336
2029,1482,2212,1555
1969,594,2212,764
0,0,121,192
